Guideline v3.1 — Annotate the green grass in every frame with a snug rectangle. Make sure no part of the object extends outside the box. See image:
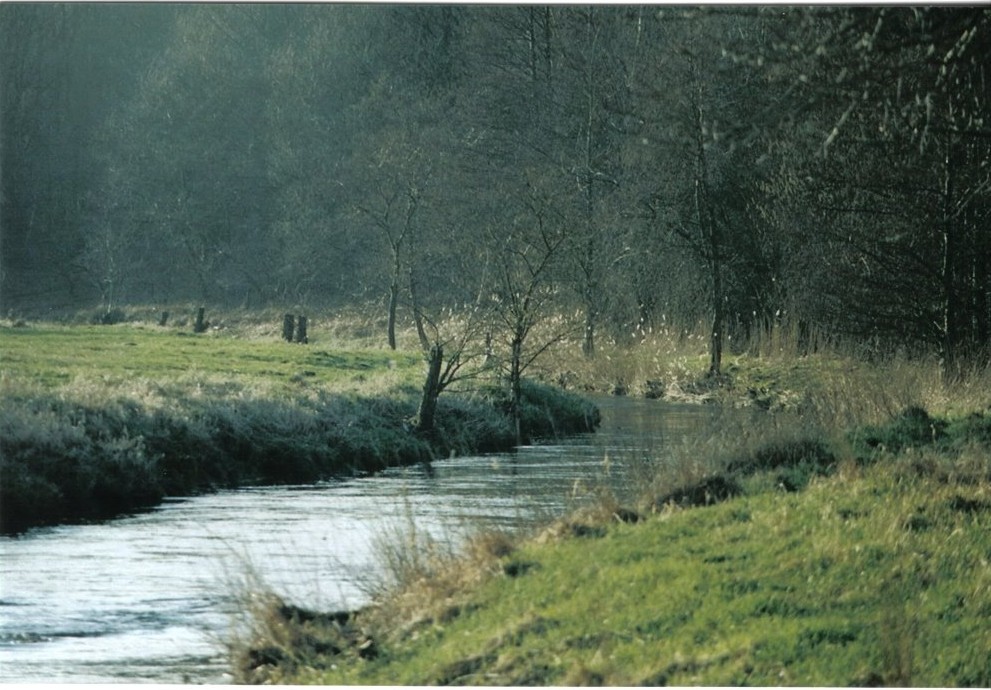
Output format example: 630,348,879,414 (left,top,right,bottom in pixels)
257,453,991,686
0,321,598,533
224,328,991,685
0,323,422,393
